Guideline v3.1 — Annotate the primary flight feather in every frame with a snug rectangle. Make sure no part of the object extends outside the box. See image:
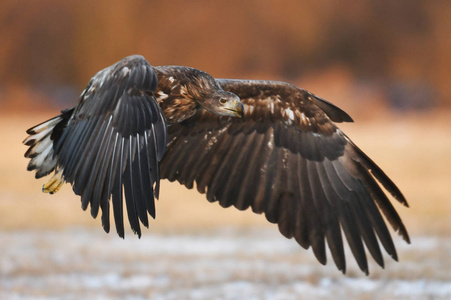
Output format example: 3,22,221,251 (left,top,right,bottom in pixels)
24,55,409,275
